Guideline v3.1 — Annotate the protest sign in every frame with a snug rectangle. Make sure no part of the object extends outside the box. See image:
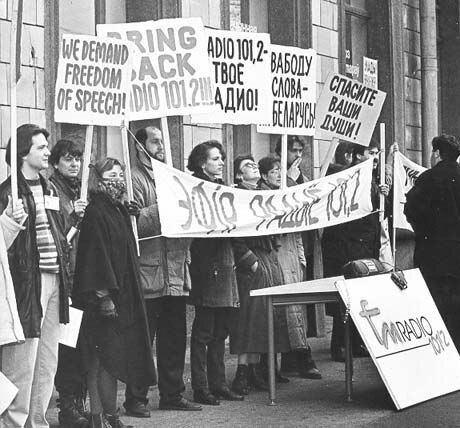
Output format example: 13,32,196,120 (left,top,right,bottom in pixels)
152,158,374,238
97,18,215,119
316,73,386,146
0,371,18,414
393,152,426,231
335,269,460,409
191,29,271,124
54,34,133,126
59,306,83,348
257,45,316,136
363,57,378,89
